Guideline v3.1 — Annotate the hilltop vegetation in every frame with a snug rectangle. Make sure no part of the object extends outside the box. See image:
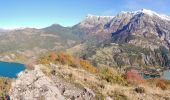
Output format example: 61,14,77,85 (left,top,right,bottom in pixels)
30,52,170,99
0,51,169,99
